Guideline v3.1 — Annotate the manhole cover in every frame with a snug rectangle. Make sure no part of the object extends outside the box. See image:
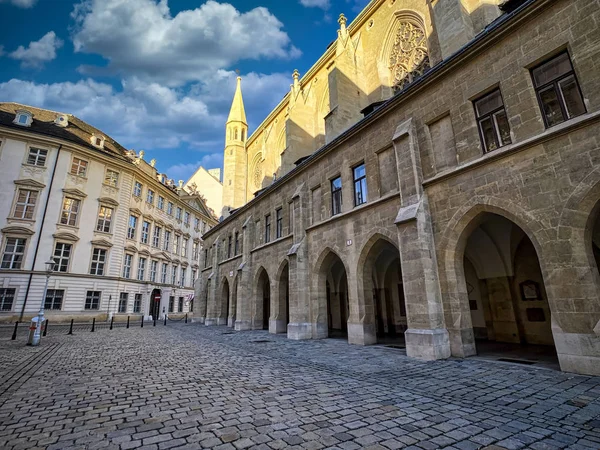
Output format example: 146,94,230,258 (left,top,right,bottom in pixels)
497,358,535,365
